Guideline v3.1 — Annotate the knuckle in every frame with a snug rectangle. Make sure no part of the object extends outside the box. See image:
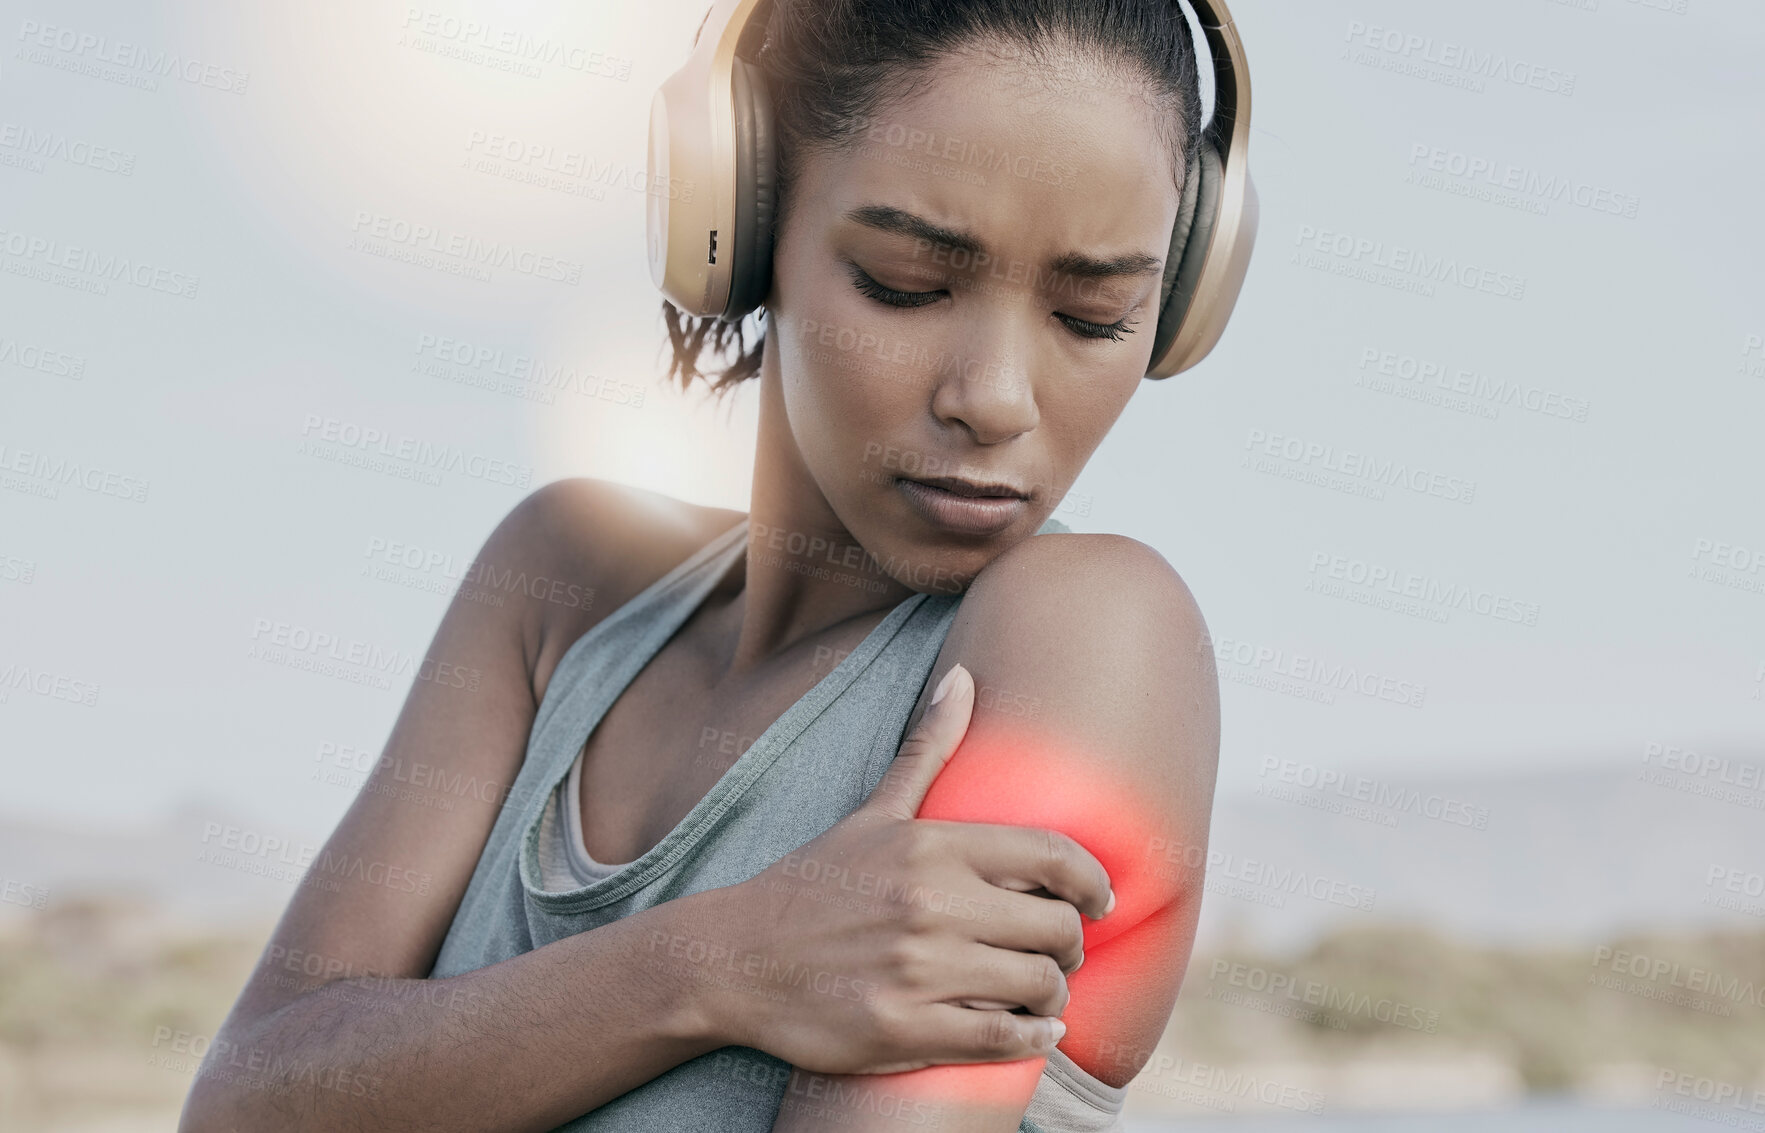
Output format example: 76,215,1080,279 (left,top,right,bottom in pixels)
896,729,934,758
1041,957,1070,1012
895,899,936,933
1059,901,1084,947
1031,954,1063,1002
884,936,931,987
868,1001,907,1050
901,825,941,870
977,1009,1021,1054
1041,828,1073,872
